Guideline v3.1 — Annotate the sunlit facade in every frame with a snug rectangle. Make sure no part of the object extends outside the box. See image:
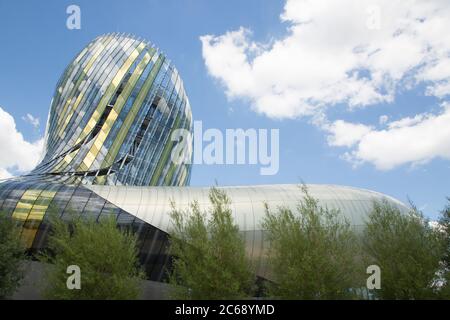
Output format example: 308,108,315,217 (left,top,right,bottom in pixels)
0,34,408,283
35,33,193,186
